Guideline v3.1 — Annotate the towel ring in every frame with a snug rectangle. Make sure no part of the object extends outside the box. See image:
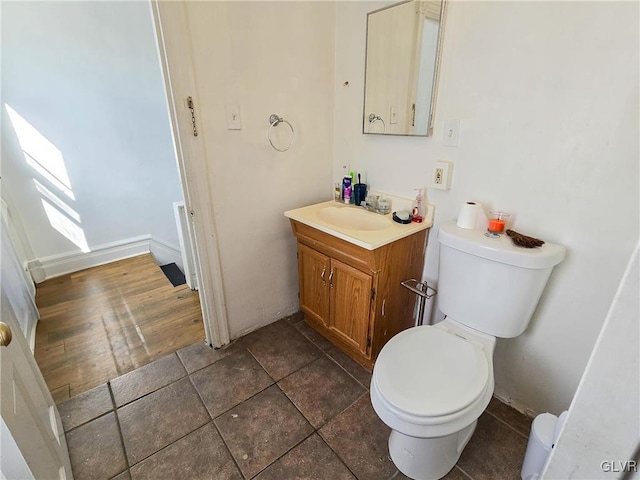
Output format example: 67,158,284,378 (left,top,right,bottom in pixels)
368,113,386,133
268,114,295,152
